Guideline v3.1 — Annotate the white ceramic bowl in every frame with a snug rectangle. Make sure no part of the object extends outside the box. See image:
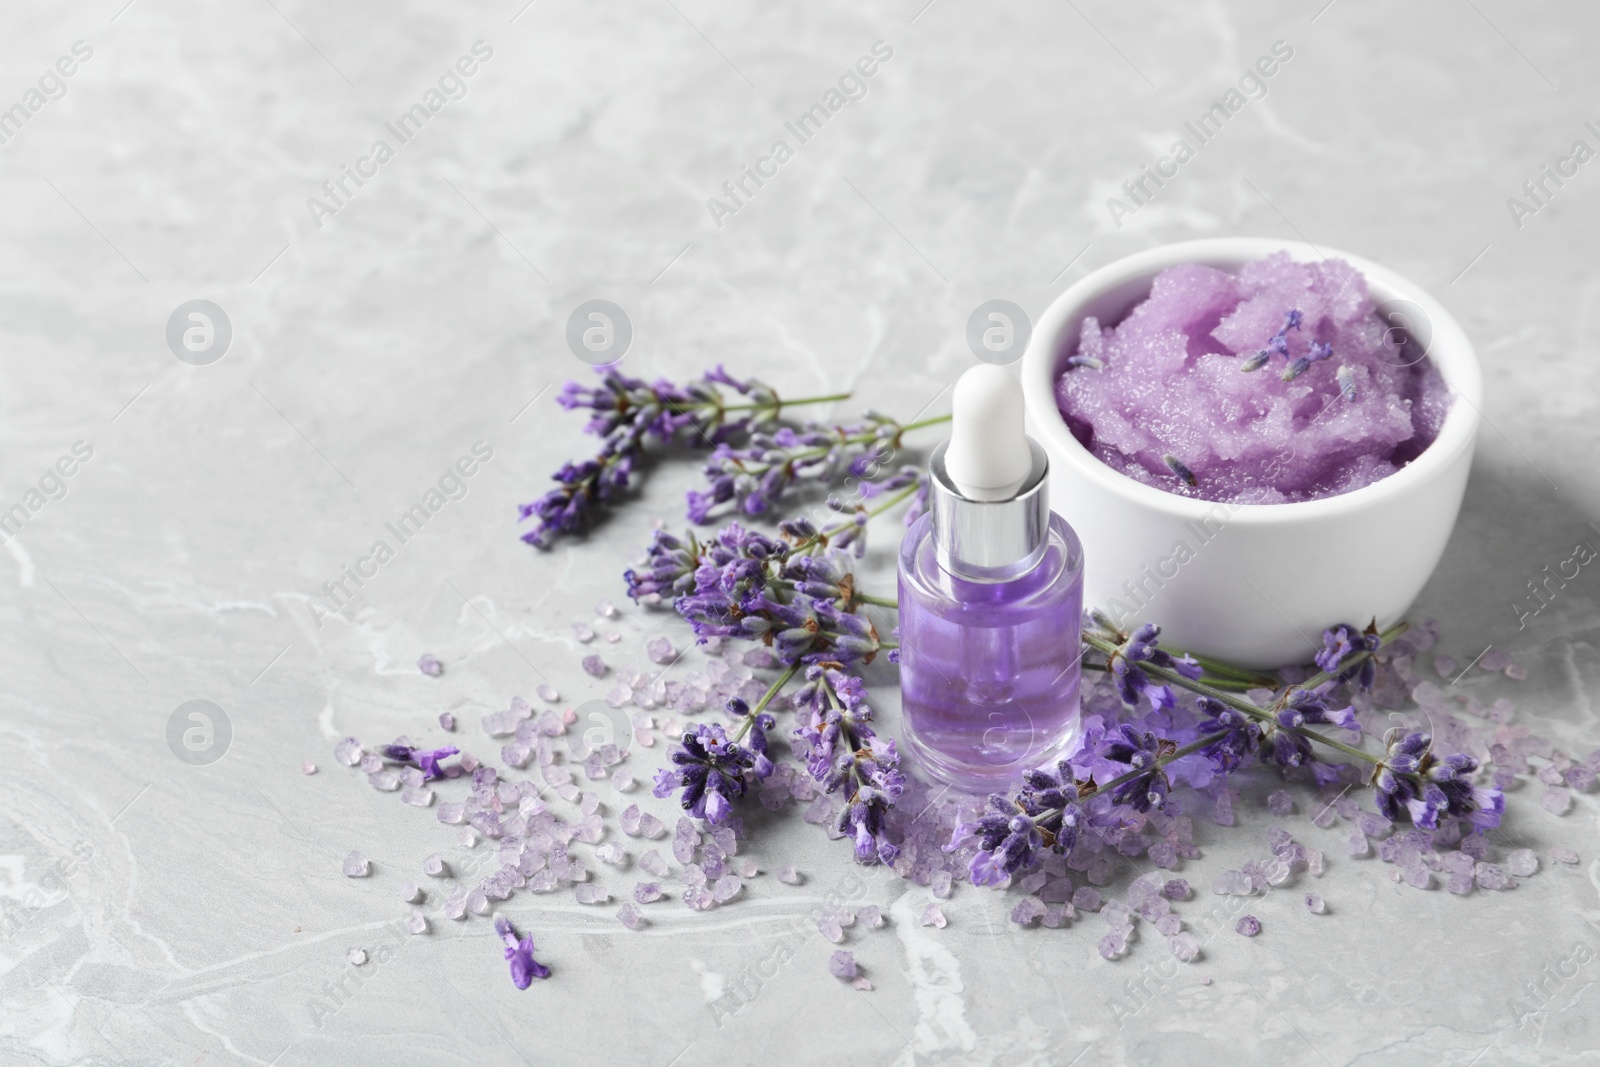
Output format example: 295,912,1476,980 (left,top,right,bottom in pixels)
1020,238,1481,668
